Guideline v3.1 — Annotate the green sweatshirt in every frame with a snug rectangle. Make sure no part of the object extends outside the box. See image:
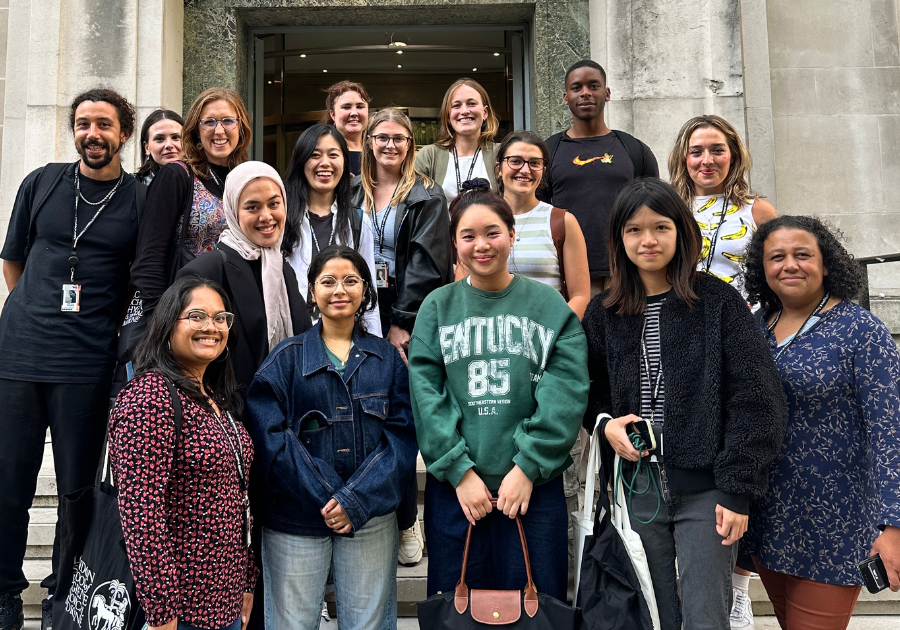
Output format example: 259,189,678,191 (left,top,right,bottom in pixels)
409,275,589,490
